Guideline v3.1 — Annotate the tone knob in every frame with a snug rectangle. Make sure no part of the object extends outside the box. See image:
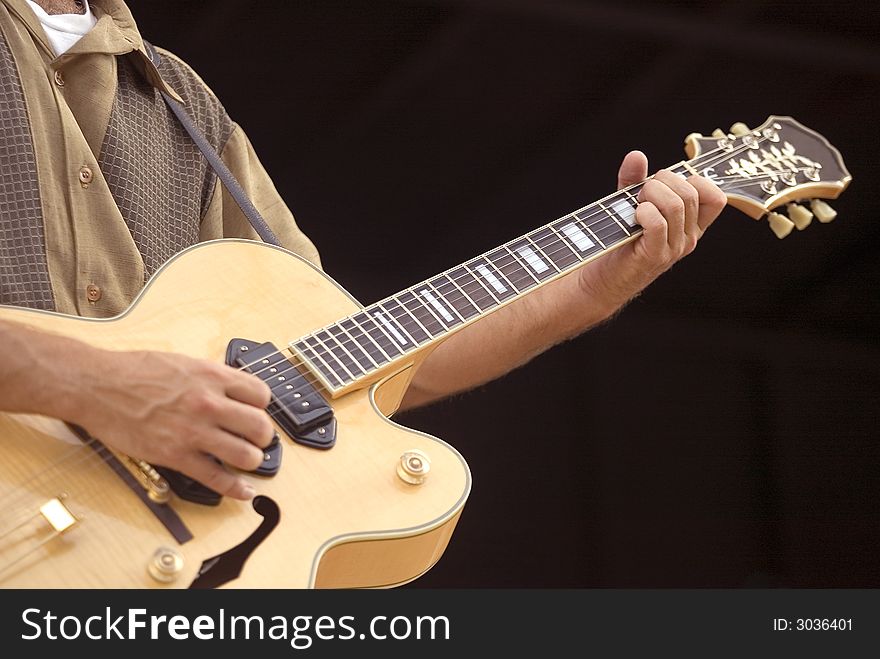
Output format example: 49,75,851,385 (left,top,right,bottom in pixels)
148,547,184,583
397,449,431,485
